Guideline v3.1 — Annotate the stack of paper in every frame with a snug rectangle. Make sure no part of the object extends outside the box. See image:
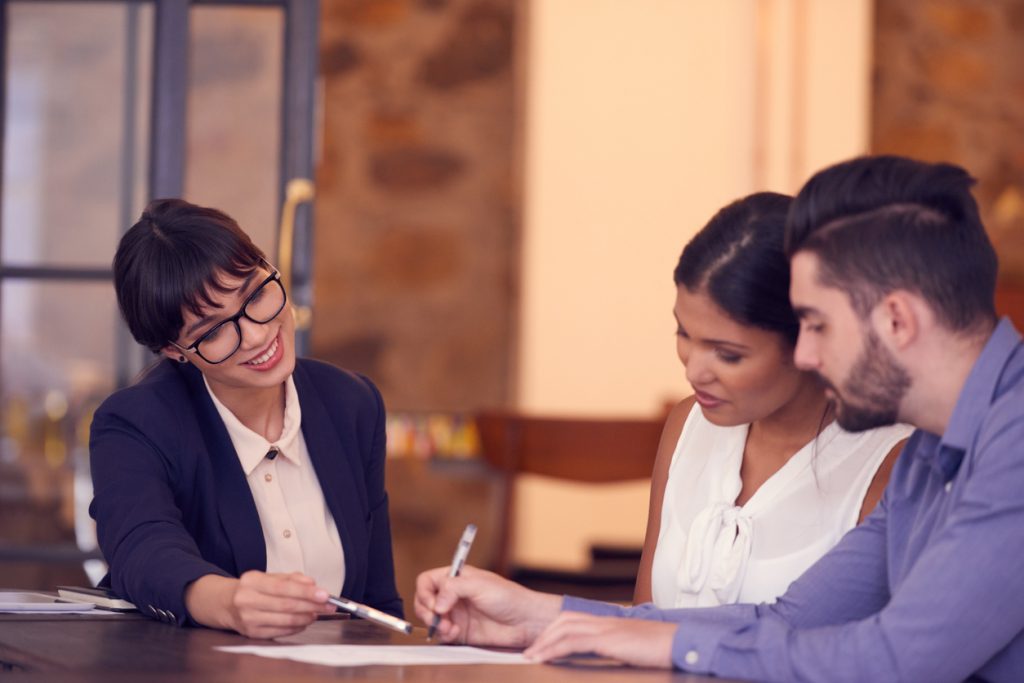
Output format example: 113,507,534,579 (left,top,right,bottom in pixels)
0,591,96,614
